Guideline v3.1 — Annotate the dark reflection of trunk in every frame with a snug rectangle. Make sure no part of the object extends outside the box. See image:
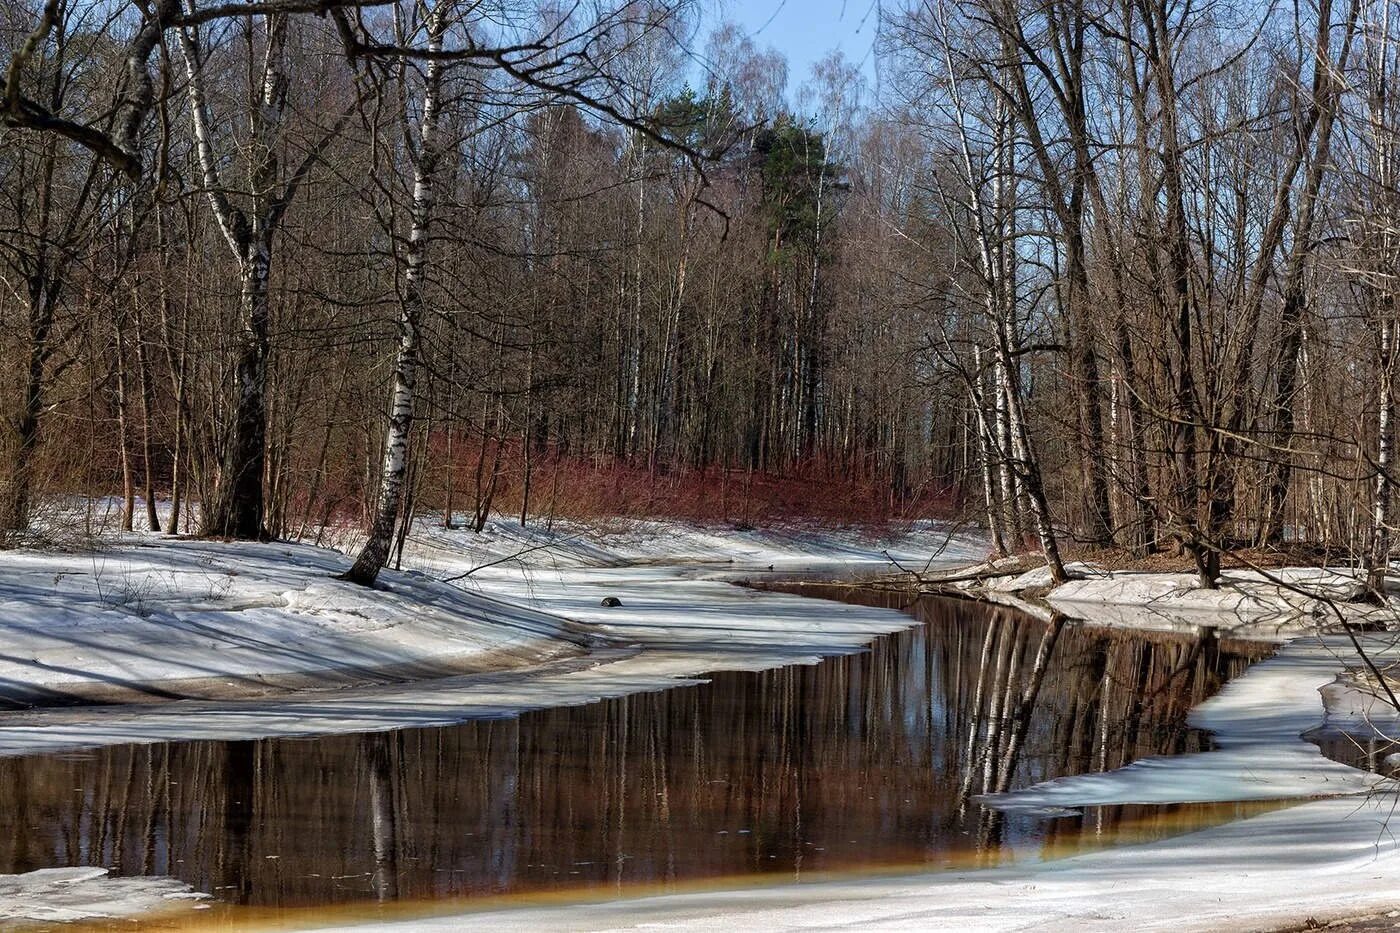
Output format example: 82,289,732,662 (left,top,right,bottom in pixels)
364,733,400,901
0,591,1275,910
3,760,32,873
218,740,256,904
959,616,1000,804
994,615,1066,794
